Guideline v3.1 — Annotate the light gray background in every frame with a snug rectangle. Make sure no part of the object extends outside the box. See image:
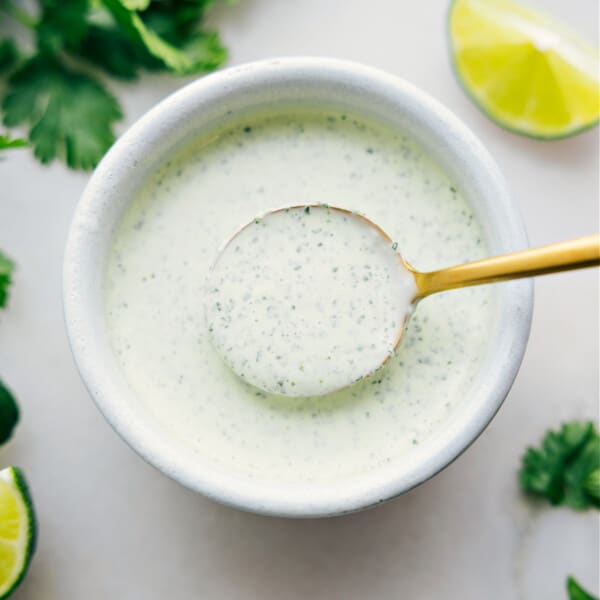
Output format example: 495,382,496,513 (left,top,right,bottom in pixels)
1,0,598,598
